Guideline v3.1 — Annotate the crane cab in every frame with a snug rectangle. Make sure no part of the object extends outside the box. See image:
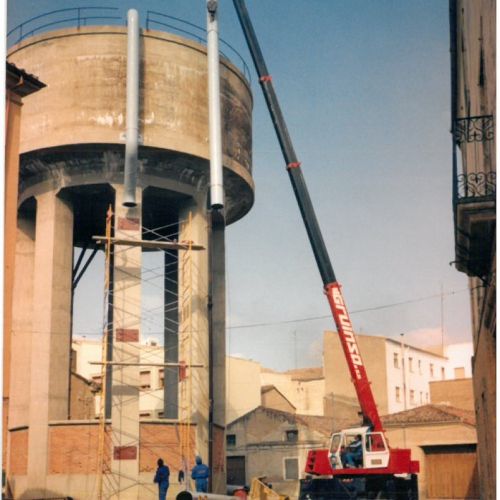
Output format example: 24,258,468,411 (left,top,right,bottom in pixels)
328,426,390,470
